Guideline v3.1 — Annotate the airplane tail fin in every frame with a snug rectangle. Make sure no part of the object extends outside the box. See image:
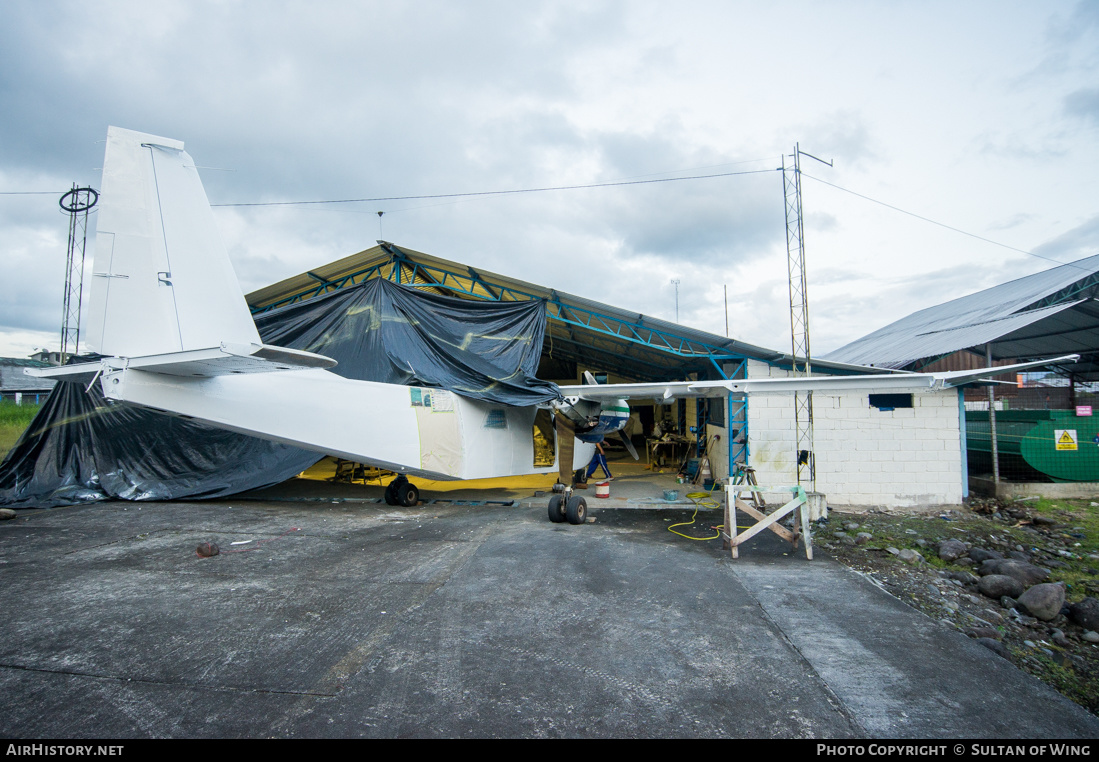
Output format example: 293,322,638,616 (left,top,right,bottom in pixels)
84,126,262,358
